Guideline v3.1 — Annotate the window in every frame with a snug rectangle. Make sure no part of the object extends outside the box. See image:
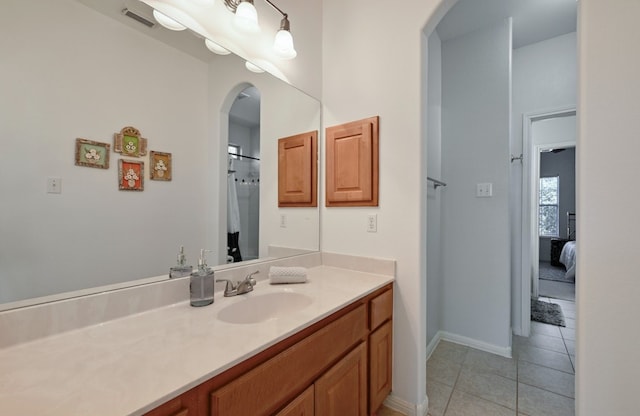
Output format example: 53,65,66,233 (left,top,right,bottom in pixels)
228,144,241,159
539,176,559,237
